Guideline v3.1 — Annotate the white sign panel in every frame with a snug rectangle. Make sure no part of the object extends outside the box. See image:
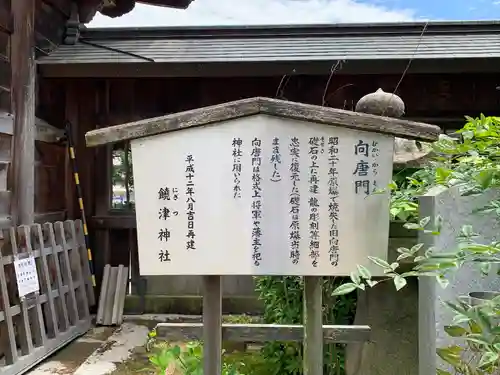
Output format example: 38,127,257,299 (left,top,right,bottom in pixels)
132,115,394,276
14,255,40,297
